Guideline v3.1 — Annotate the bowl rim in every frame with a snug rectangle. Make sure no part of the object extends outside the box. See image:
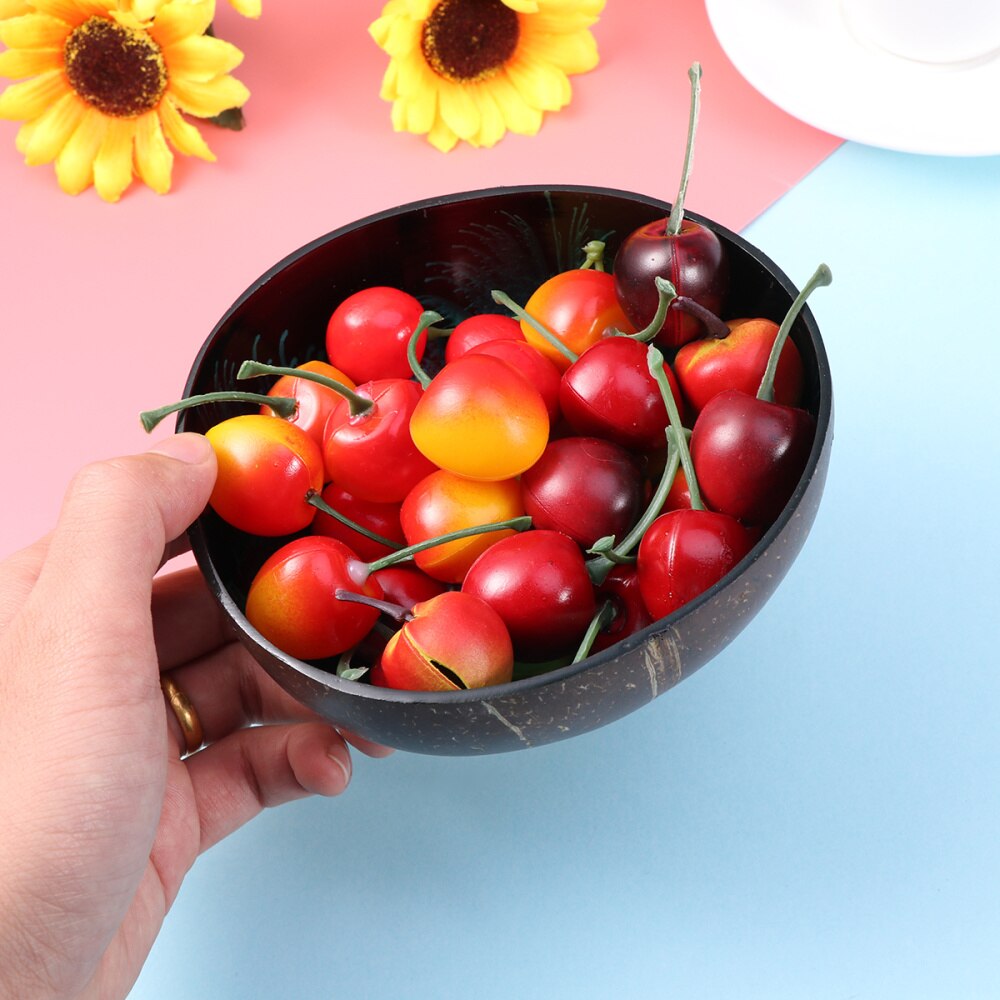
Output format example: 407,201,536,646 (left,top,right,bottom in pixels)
185,183,833,707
